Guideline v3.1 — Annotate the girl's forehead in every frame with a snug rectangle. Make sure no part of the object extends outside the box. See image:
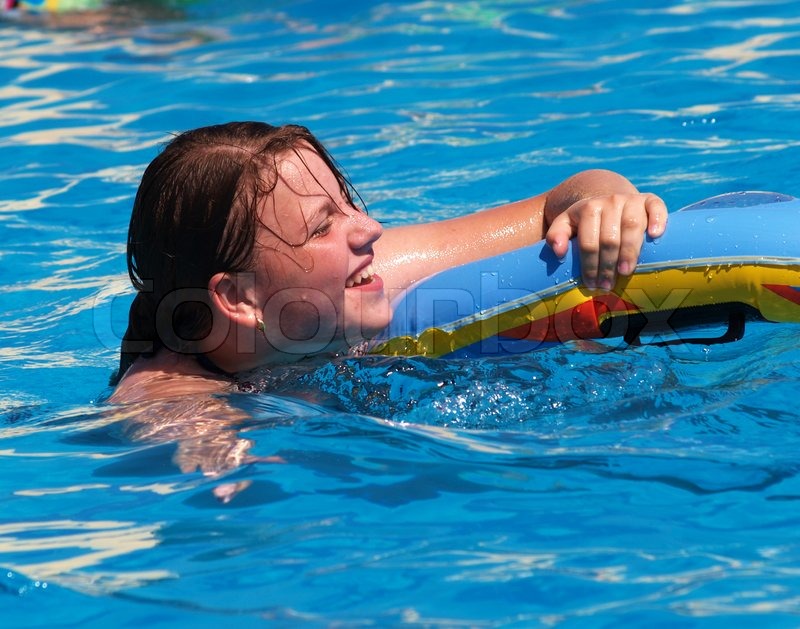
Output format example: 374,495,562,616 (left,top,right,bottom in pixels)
275,146,337,196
